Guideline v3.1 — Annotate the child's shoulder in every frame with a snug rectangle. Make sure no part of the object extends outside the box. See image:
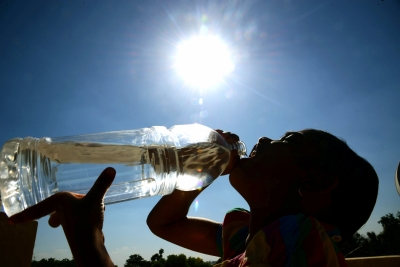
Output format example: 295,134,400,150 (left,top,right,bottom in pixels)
226,207,249,214
223,208,250,225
